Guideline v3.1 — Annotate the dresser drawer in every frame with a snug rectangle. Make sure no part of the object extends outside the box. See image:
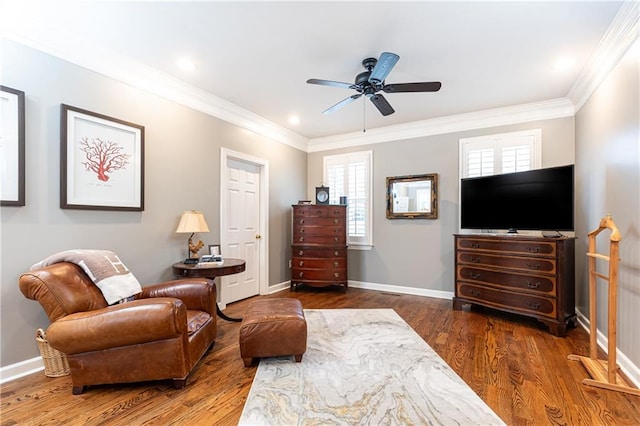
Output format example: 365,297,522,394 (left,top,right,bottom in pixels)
293,247,346,258
294,235,346,245
457,252,556,274
457,237,556,257
457,266,556,295
457,283,556,318
291,258,345,269
293,205,346,218
293,225,344,236
292,268,347,281
295,217,344,226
